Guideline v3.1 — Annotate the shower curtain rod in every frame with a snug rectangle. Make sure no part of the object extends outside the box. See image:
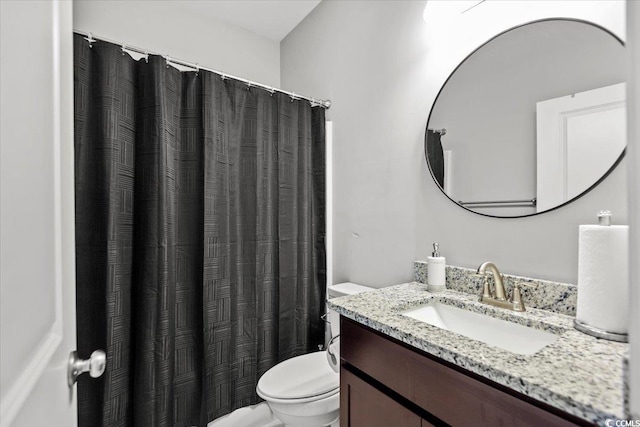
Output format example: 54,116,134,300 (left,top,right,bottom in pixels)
75,31,332,109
